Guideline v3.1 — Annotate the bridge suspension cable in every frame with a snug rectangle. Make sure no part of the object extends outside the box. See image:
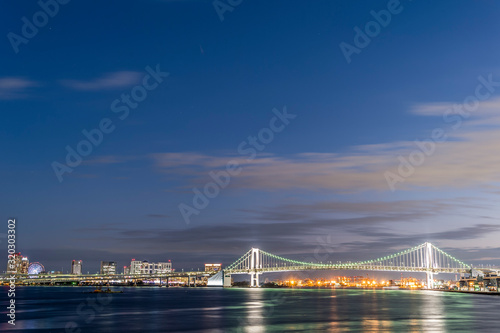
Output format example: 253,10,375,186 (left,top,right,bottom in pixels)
224,242,470,274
